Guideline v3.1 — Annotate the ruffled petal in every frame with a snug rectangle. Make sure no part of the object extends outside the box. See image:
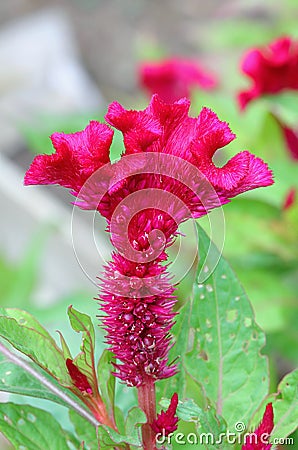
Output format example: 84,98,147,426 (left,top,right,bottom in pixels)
228,152,274,197
105,101,162,154
24,121,113,192
196,107,236,153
